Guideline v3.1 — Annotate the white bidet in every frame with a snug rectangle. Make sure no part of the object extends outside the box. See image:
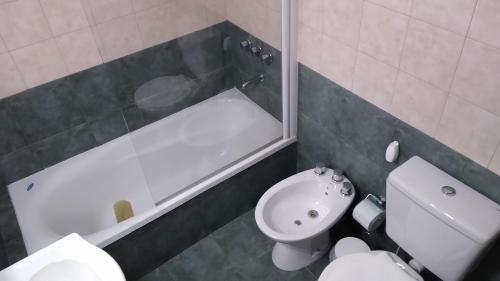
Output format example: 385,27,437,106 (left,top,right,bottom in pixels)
255,167,355,271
